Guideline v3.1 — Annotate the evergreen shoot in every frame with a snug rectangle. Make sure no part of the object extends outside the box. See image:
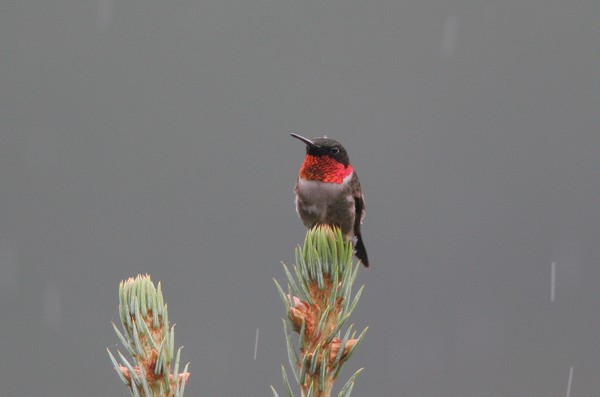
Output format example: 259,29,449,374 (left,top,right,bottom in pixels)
273,225,367,397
